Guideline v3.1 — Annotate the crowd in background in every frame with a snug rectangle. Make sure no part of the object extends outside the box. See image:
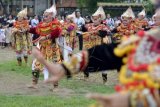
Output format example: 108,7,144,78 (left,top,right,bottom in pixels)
0,11,156,49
